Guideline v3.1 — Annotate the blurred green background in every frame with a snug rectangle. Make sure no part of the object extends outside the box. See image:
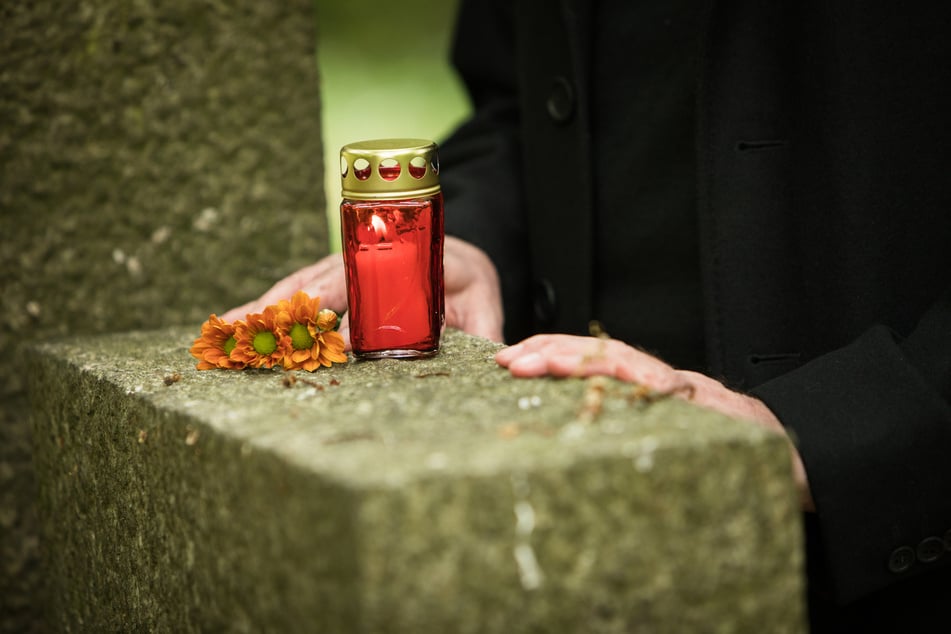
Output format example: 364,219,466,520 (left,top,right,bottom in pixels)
315,0,471,252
